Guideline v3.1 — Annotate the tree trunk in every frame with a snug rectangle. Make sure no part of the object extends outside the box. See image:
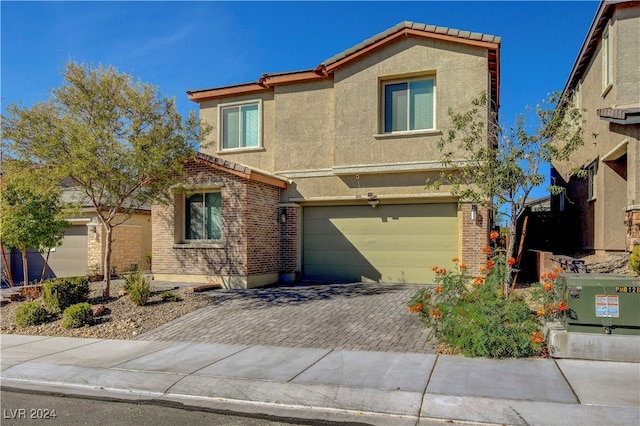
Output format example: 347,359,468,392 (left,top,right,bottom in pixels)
1,246,14,287
103,224,113,299
21,248,29,287
40,249,51,283
505,221,517,297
